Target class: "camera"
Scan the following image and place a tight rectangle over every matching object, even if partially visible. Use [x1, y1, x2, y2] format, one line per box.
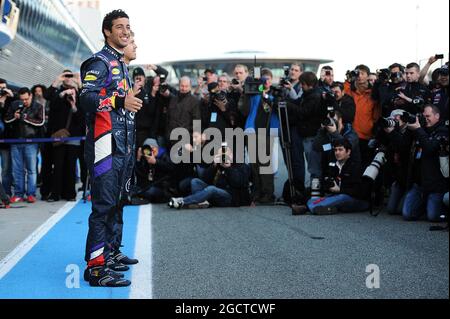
[363, 146, 387, 181]
[435, 54, 444, 60]
[208, 82, 227, 102]
[323, 176, 336, 190]
[390, 71, 403, 81]
[380, 117, 397, 129]
[221, 142, 228, 163]
[400, 112, 417, 125]
[377, 68, 390, 83]
[64, 74, 74, 78]
[322, 106, 337, 127]
[438, 65, 449, 76]
[279, 66, 291, 86]
[231, 79, 240, 85]
[159, 83, 169, 94]
[0, 89, 7, 97]
[142, 145, 154, 157]
[244, 66, 264, 95]
[325, 70, 332, 76]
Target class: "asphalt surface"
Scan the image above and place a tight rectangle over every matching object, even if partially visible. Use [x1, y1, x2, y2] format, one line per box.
[150, 203, 448, 299]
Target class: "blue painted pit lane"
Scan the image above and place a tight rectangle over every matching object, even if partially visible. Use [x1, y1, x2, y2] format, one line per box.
[0, 201, 140, 299]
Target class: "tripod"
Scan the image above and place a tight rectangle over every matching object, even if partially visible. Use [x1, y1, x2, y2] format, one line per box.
[277, 100, 304, 215]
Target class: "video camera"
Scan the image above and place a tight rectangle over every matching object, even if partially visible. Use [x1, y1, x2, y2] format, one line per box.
[244, 66, 264, 95]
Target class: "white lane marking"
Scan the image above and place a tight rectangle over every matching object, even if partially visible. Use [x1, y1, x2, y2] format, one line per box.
[130, 204, 153, 299]
[0, 201, 79, 280]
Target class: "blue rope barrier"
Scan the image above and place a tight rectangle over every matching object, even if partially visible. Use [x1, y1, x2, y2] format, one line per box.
[0, 137, 86, 144]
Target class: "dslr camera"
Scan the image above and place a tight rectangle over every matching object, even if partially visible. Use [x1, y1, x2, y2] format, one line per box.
[0, 89, 8, 97]
[377, 68, 391, 83]
[159, 74, 169, 94]
[208, 82, 227, 102]
[323, 176, 337, 191]
[279, 66, 291, 86]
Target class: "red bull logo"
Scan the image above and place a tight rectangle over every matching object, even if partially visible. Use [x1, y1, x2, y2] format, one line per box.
[98, 97, 113, 111]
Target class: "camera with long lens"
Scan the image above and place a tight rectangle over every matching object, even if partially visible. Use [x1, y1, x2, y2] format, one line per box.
[380, 117, 398, 129]
[438, 136, 449, 178]
[363, 146, 387, 181]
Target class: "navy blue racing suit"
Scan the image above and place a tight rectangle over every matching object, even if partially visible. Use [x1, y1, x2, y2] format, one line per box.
[80, 44, 135, 267]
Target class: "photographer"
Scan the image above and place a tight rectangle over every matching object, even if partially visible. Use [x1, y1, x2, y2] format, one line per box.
[194, 68, 217, 100]
[4, 88, 44, 204]
[281, 63, 303, 102]
[133, 138, 175, 203]
[169, 147, 251, 209]
[330, 81, 356, 124]
[392, 63, 432, 115]
[132, 67, 161, 147]
[294, 72, 327, 190]
[375, 110, 415, 215]
[242, 68, 280, 204]
[318, 66, 334, 93]
[344, 64, 381, 172]
[45, 70, 85, 202]
[313, 109, 360, 178]
[201, 77, 239, 136]
[0, 78, 15, 197]
[431, 64, 449, 121]
[403, 105, 448, 222]
[301, 138, 369, 215]
[166, 76, 201, 147]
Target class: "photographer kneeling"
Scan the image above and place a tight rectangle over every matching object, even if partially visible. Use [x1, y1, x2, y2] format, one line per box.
[134, 138, 175, 204]
[402, 105, 448, 222]
[168, 147, 251, 209]
[300, 138, 369, 215]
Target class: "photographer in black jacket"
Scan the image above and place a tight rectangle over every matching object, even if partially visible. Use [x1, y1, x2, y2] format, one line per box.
[299, 138, 369, 215]
[0, 78, 15, 197]
[403, 105, 448, 222]
[133, 138, 175, 203]
[330, 82, 356, 124]
[375, 109, 415, 215]
[45, 70, 85, 202]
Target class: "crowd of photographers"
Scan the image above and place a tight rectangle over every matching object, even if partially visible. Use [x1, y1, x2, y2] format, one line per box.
[0, 54, 448, 223]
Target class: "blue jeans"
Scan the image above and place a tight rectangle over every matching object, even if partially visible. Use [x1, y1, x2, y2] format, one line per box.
[183, 178, 232, 207]
[0, 148, 13, 196]
[387, 182, 406, 215]
[11, 144, 39, 197]
[402, 184, 445, 222]
[142, 186, 165, 202]
[307, 194, 369, 214]
[302, 136, 322, 187]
